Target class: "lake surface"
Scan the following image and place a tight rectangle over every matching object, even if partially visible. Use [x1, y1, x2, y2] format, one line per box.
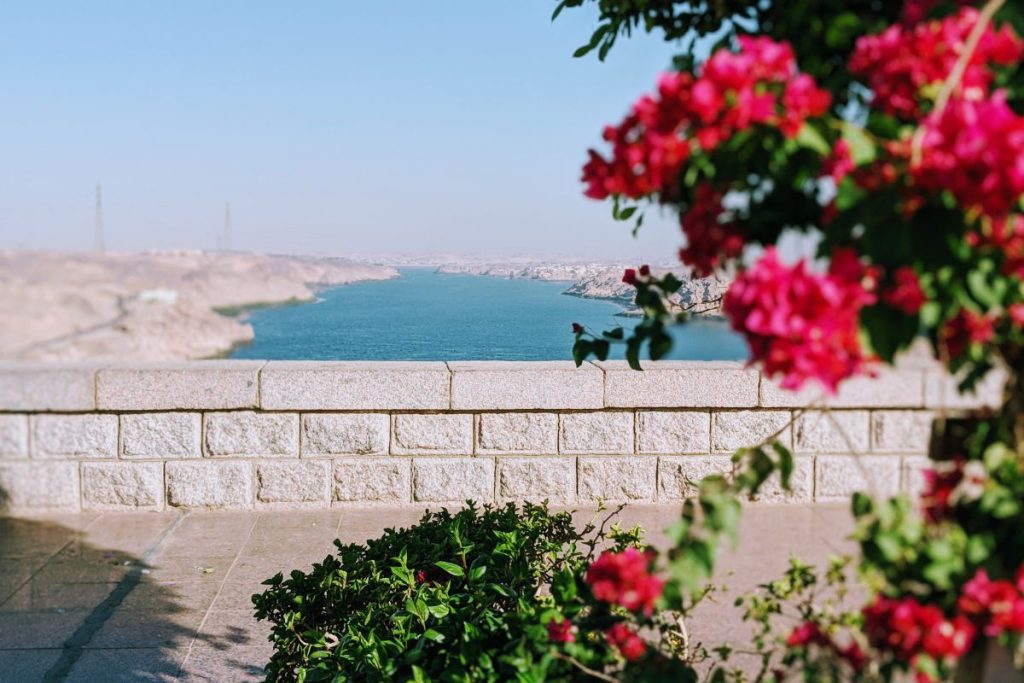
[230, 268, 747, 361]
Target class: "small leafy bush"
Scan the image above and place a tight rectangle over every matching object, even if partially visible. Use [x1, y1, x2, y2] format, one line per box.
[252, 502, 641, 682]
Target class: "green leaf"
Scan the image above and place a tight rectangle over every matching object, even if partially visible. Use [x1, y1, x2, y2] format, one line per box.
[433, 561, 464, 578]
[795, 122, 829, 156]
[840, 122, 877, 166]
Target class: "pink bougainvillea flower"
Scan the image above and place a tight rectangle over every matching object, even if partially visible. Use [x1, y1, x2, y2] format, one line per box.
[850, 8, 1022, 118]
[605, 622, 647, 661]
[722, 247, 877, 393]
[883, 266, 927, 314]
[864, 595, 975, 662]
[585, 547, 663, 615]
[942, 309, 995, 359]
[546, 618, 575, 643]
[678, 184, 747, 276]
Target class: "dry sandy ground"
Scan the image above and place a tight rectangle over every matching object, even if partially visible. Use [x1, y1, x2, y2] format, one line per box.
[0, 250, 397, 361]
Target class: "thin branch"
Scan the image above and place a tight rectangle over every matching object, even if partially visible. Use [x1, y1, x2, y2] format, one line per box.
[552, 651, 622, 682]
[911, 0, 1007, 166]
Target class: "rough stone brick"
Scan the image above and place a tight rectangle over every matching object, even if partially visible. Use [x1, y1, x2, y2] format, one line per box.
[816, 455, 901, 502]
[204, 412, 298, 457]
[602, 361, 759, 408]
[712, 411, 792, 453]
[751, 455, 814, 503]
[96, 362, 261, 410]
[333, 458, 411, 503]
[761, 367, 924, 408]
[0, 461, 80, 511]
[0, 415, 28, 458]
[793, 411, 870, 454]
[449, 362, 603, 410]
[657, 456, 732, 501]
[302, 413, 389, 456]
[166, 461, 252, 508]
[477, 413, 557, 454]
[82, 462, 164, 510]
[0, 363, 97, 411]
[636, 412, 710, 454]
[924, 368, 1006, 410]
[497, 457, 576, 503]
[120, 413, 201, 458]
[261, 362, 449, 410]
[872, 411, 934, 454]
[578, 457, 656, 502]
[413, 458, 494, 503]
[902, 455, 931, 498]
[255, 461, 330, 506]
[559, 412, 633, 454]
[31, 415, 117, 459]
[393, 414, 473, 455]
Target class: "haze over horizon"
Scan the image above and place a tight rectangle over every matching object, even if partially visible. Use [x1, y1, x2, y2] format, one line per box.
[0, 1, 696, 261]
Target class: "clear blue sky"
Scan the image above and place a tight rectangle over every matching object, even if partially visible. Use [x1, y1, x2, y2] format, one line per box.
[0, 1, 687, 259]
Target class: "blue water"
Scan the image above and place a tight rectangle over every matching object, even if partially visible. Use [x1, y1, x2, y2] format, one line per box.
[230, 268, 747, 361]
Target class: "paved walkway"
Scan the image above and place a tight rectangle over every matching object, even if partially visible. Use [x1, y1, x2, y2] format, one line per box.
[0, 504, 855, 682]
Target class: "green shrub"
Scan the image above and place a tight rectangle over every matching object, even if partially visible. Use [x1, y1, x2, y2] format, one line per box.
[252, 502, 636, 682]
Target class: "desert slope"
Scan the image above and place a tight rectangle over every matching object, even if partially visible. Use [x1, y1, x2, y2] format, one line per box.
[0, 250, 397, 361]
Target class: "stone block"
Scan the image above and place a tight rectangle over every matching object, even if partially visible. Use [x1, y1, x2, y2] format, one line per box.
[261, 361, 449, 410]
[477, 413, 557, 454]
[751, 455, 814, 503]
[449, 362, 603, 410]
[204, 412, 298, 457]
[392, 414, 473, 455]
[0, 415, 28, 458]
[302, 413, 389, 456]
[793, 411, 870, 454]
[255, 460, 330, 507]
[497, 457, 576, 504]
[0, 461, 80, 511]
[657, 455, 732, 501]
[761, 367, 925, 408]
[578, 457, 656, 502]
[636, 411, 710, 454]
[82, 462, 164, 510]
[31, 415, 117, 459]
[166, 461, 252, 508]
[120, 413, 201, 458]
[602, 361, 759, 408]
[712, 411, 792, 453]
[413, 458, 494, 503]
[333, 458, 411, 503]
[96, 362, 261, 410]
[0, 363, 96, 411]
[924, 368, 1006, 410]
[559, 412, 633, 454]
[872, 411, 934, 454]
[815, 455, 901, 502]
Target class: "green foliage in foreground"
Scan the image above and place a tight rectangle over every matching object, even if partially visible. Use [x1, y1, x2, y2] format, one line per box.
[252, 502, 629, 683]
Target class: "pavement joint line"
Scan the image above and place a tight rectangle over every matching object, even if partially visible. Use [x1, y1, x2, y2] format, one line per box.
[178, 511, 259, 675]
[41, 511, 188, 683]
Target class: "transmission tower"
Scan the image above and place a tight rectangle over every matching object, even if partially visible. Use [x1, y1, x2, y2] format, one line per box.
[223, 201, 232, 251]
[94, 184, 105, 252]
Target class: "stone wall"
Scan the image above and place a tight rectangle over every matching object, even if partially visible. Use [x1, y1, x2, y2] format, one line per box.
[0, 360, 1004, 512]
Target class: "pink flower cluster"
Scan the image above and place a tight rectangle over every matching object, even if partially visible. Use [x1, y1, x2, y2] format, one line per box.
[585, 548, 663, 615]
[942, 309, 995, 359]
[785, 621, 867, 671]
[547, 618, 575, 644]
[863, 596, 975, 668]
[850, 8, 1022, 118]
[958, 568, 1024, 636]
[605, 622, 646, 661]
[969, 215, 1024, 280]
[920, 458, 987, 524]
[913, 93, 1024, 218]
[678, 184, 747, 276]
[722, 247, 877, 392]
[883, 266, 927, 315]
[582, 37, 830, 200]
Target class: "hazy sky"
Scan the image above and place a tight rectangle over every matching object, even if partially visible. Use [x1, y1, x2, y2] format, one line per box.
[0, 1, 690, 260]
